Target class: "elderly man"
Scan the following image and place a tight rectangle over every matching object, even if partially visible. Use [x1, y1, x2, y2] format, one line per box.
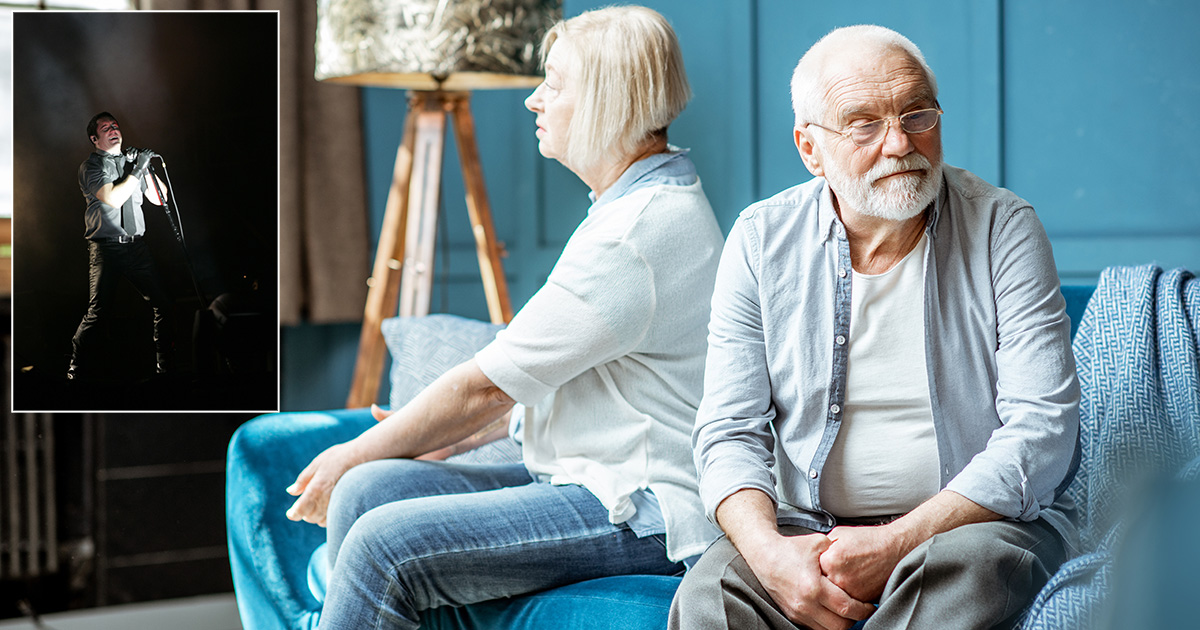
[670, 25, 1079, 630]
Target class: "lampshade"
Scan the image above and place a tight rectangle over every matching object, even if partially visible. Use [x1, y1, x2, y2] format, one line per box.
[315, 0, 561, 91]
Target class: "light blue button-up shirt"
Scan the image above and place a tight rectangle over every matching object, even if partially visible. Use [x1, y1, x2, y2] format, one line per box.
[693, 165, 1081, 550]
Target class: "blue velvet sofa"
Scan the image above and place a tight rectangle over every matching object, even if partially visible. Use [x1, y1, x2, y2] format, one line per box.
[228, 267, 1200, 629]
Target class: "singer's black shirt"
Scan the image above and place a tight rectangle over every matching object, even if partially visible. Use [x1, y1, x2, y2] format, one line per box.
[78, 149, 148, 240]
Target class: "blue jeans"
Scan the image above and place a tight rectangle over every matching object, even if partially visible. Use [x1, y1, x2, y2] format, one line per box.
[319, 459, 683, 630]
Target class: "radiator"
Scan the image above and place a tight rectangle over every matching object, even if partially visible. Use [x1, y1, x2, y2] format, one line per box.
[0, 414, 58, 579]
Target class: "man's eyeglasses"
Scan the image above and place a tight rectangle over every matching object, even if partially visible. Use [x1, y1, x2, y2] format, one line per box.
[807, 108, 943, 147]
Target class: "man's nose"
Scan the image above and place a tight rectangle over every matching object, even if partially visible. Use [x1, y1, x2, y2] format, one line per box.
[879, 119, 913, 158]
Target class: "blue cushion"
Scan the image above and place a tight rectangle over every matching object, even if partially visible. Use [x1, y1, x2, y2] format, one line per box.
[381, 314, 522, 466]
[381, 314, 504, 411]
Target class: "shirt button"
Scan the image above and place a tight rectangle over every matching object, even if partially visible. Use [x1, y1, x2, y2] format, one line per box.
[809, 468, 818, 479]
[838, 267, 847, 278]
[830, 404, 841, 414]
[836, 335, 846, 345]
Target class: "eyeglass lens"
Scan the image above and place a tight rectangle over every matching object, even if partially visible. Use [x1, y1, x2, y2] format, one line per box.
[850, 109, 940, 145]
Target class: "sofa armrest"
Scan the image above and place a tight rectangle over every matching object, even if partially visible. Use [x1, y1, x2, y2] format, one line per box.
[227, 409, 375, 630]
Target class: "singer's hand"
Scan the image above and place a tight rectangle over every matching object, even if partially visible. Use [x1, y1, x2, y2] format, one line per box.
[125, 147, 157, 160]
[132, 150, 153, 178]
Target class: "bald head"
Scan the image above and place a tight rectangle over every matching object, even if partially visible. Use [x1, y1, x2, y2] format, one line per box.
[791, 25, 938, 129]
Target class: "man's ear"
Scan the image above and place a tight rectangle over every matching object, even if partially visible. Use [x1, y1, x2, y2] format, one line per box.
[794, 126, 824, 178]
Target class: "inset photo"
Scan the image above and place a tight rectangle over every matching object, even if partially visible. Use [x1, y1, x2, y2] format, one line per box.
[11, 10, 279, 412]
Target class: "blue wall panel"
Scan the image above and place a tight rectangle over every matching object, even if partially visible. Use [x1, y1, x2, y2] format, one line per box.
[1003, 0, 1200, 282]
[282, 0, 1200, 410]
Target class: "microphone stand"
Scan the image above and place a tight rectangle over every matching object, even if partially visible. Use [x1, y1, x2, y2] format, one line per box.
[147, 156, 207, 308]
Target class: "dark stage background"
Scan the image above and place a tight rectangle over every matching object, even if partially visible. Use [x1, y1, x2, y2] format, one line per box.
[11, 11, 278, 411]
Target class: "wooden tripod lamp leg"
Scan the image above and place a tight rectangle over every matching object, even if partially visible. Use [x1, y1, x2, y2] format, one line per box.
[396, 98, 449, 318]
[450, 94, 513, 324]
[345, 91, 512, 408]
[346, 92, 434, 409]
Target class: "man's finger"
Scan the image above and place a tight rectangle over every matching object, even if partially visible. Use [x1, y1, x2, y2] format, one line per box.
[370, 404, 389, 422]
[786, 601, 851, 630]
[820, 577, 875, 620]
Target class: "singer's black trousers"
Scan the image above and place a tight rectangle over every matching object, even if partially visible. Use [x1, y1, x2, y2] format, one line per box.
[70, 238, 173, 373]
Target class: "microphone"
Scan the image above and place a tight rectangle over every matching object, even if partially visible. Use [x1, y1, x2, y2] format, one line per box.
[124, 146, 157, 158]
[124, 147, 164, 168]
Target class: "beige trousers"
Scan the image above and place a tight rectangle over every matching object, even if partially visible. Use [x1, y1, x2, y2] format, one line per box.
[669, 519, 1065, 630]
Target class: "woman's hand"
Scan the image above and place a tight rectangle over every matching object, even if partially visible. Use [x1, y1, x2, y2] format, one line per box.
[284, 361, 515, 526]
[285, 441, 368, 527]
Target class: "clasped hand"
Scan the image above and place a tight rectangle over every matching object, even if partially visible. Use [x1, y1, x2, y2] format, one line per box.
[820, 525, 905, 603]
[748, 525, 905, 630]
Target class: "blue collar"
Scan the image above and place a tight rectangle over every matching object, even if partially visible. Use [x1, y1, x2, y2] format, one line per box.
[589, 147, 697, 212]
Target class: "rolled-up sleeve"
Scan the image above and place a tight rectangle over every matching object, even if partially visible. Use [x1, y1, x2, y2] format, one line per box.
[693, 216, 780, 524]
[80, 155, 118, 196]
[944, 206, 1081, 521]
[476, 236, 655, 406]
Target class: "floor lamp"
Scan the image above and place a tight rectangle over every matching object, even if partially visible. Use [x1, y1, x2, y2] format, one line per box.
[316, 0, 560, 409]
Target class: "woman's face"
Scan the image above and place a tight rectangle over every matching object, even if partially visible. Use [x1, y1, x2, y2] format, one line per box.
[525, 38, 577, 164]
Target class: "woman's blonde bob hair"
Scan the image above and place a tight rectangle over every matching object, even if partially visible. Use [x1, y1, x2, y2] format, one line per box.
[540, 5, 691, 169]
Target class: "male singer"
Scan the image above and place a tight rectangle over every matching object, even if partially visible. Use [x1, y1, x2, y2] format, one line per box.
[68, 111, 173, 380]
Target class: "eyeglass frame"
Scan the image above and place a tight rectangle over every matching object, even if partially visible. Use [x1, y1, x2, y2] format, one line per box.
[805, 106, 944, 147]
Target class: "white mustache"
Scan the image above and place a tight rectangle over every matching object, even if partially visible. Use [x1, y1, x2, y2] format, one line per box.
[869, 155, 932, 183]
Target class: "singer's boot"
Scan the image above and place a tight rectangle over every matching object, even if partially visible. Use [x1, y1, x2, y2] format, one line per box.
[152, 306, 173, 375]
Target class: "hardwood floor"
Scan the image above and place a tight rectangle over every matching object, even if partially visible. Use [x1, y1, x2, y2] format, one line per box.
[0, 593, 240, 630]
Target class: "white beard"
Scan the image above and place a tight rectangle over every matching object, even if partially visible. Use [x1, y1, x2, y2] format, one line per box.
[825, 154, 943, 221]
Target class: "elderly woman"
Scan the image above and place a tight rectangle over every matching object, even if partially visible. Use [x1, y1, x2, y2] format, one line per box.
[284, 6, 724, 629]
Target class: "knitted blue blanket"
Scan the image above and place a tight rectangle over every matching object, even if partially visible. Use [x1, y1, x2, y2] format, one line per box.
[1070, 265, 1200, 550]
[1022, 265, 1199, 630]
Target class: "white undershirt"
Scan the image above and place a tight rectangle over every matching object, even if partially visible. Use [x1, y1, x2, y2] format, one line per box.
[819, 232, 940, 518]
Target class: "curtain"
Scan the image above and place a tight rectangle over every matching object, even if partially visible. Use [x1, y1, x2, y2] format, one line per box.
[145, 0, 370, 325]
